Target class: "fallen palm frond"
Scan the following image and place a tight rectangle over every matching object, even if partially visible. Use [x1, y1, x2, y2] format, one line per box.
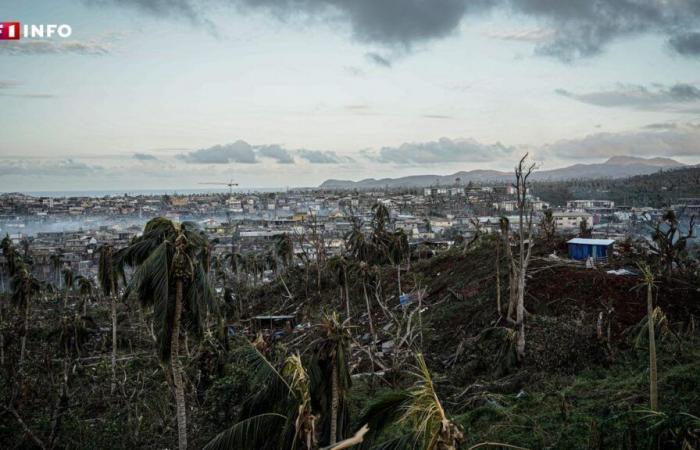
[356, 354, 464, 450]
[203, 413, 287, 450]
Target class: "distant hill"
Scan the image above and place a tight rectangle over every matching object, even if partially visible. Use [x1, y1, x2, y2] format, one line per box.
[533, 164, 700, 207]
[319, 156, 685, 189]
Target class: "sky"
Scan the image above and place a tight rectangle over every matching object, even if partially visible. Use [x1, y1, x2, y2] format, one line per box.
[1, 0, 700, 191]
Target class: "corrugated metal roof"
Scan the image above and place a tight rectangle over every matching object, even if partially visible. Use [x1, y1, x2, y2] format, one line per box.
[567, 238, 615, 245]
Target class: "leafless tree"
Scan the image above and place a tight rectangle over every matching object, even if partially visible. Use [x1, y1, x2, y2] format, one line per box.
[505, 155, 536, 361]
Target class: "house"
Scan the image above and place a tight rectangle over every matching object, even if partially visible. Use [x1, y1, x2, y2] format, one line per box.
[553, 211, 592, 229]
[567, 238, 615, 261]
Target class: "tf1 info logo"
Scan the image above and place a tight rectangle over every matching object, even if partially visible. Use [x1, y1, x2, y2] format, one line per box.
[0, 22, 73, 40]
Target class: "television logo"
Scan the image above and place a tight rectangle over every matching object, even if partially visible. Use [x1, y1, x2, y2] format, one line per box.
[0, 22, 20, 40]
[0, 22, 73, 40]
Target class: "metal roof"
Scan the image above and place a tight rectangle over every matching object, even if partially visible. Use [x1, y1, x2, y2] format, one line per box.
[567, 238, 615, 246]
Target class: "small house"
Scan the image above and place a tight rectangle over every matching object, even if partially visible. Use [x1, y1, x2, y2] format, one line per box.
[567, 238, 614, 261]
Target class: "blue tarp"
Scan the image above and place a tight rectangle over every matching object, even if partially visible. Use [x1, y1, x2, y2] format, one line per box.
[568, 242, 610, 260]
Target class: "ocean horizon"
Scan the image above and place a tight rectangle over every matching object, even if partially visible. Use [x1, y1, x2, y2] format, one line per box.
[2, 187, 306, 198]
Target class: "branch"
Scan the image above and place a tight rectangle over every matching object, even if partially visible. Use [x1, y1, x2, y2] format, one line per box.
[323, 424, 370, 450]
[1, 405, 47, 450]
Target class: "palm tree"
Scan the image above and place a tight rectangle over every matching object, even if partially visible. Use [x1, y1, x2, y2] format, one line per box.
[49, 251, 64, 288]
[204, 341, 316, 450]
[224, 250, 243, 283]
[1, 236, 19, 362]
[274, 233, 295, 269]
[62, 267, 74, 309]
[98, 244, 120, 393]
[357, 353, 464, 450]
[327, 256, 351, 321]
[11, 261, 40, 371]
[638, 263, 659, 411]
[345, 224, 369, 263]
[389, 229, 409, 296]
[75, 275, 94, 317]
[313, 313, 352, 446]
[353, 262, 377, 344]
[273, 234, 295, 299]
[120, 217, 215, 450]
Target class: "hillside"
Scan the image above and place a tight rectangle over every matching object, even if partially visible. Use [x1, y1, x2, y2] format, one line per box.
[534, 165, 700, 207]
[2, 230, 699, 449]
[320, 156, 685, 189]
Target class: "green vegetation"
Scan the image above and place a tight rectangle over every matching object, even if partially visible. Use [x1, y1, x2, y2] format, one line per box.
[1, 172, 699, 449]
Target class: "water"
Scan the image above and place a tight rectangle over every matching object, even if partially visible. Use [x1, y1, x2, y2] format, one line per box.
[9, 187, 298, 198]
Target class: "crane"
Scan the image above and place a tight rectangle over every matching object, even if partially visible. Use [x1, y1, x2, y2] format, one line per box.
[199, 180, 239, 196]
[199, 180, 240, 226]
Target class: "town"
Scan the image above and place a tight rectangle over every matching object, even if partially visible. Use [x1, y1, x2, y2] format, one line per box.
[1, 178, 697, 289]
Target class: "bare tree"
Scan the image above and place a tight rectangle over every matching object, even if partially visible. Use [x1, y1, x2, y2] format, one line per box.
[507, 155, 535, 361]
[638, 263, 659, 411]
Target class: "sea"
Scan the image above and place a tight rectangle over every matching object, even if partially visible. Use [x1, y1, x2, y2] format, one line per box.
[10, 187, 297, 198]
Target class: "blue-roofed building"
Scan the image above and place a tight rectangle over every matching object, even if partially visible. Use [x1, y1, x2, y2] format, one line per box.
[567, 238, 615, 261]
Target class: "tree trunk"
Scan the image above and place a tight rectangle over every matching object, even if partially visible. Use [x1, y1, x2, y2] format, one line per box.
[647, 283, 658, 411]
[172, 279, 188, 450]
[495, 241, 501, 316]
[397, 264, 401, 296]
[343, 267, 351, 322]
[0, 303, 4, 366]
[363, 282, 376, 343]
[330, 362, 339, 445]
[20, 295, 30, 370]
[507, 267, 516, 320]
[111, 292, 117, 393]
[516, 274, 526, 361]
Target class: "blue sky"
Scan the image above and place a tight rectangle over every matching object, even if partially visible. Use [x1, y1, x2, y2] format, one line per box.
[1, 0, 700, 191]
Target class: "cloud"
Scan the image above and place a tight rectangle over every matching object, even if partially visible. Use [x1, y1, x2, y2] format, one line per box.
[369, 137, 515, 164]
[482, 27, 554, 43]
[0, 80, 55, 98]
[133, 152, 159, 161]
[544, 127, 700, 159]
[0, 93, 55, 99]
[88, 0, 700, 61]
[642, 122, 678, 130]
[0, 159, 102, 177]
[257, 145, 295, 164]
[179, 141, 258, 164]
[555, 83, 700, 111]
[297, 150, 354, 164]
[0, 81, 21, 89]
[179, 141, 305, 164]
[365, 52, 392, 67]
[0, 40, 111, 56]
[669, 32, 700, 57]
[422, 114, 453, 120]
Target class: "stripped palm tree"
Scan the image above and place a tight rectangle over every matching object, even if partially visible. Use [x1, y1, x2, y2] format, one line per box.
[10, 260, 41, 371]
[356, 354, 464, 450]
[62, 267, 74, 309]
[389, 229, 409, 296]
[74, 275, 94, 317]
[49, 250, 64, 289]
[120, 217, 215, 450]
[98, 244, 120, 394]
[313, 312, 352, 446]
[353, 262, 377, 344]
[327, 256, 351, 321]
[636, 263, 659, 411]
[274, 233, 296, 298]
[1, 235, 20, 364]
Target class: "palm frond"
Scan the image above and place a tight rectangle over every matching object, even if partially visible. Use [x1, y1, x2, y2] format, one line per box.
[203, 413, 287, 450]
[356, 391, 412, 450]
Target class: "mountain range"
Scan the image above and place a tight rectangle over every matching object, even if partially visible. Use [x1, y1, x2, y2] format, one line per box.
[319, 156, 686, 189]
